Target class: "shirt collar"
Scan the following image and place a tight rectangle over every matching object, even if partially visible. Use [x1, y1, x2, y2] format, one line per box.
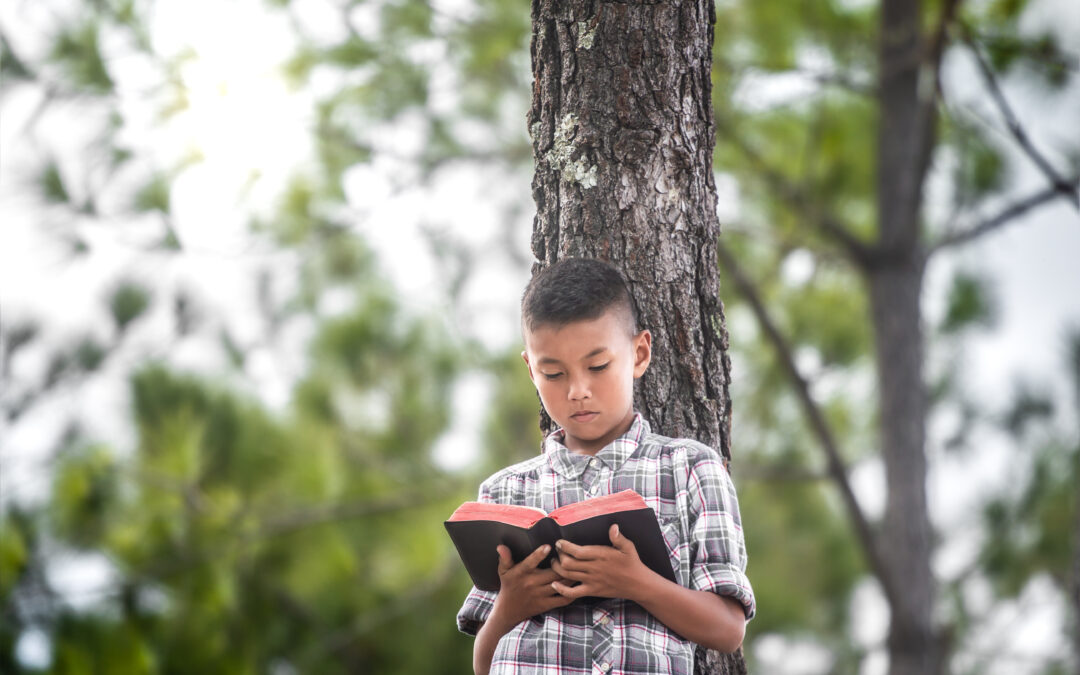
[543, 412, 648, 479]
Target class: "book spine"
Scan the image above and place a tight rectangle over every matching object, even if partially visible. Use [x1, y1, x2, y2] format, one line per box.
[529, 518, 562, 569]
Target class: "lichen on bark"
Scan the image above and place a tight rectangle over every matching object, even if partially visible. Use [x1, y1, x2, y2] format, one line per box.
[544, 114, 598, 189]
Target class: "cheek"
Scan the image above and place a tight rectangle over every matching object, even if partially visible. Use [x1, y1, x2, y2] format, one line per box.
[534, 380, 560, 403]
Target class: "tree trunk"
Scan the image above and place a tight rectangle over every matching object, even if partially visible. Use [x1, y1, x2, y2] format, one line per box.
[874, 0, 940, 672]
[527, 0, 743, 672]
[1070, 335, 1080, 675]
[1073, 451, 1080, 675]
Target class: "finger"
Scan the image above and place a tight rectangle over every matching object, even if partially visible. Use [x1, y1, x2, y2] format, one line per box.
[542, 593, 574, 610]
[550, 558, 585, 581]
[496, 545, 513, 575]
[609, 524, 636, 553]
[555, 539, 597, 560]
[519, 543, 552, 570]
[530, 568, 564, 585]
[551, 580, 589, 600]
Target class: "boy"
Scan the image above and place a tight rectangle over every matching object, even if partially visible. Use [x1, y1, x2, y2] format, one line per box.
[457, 258, 755, 675]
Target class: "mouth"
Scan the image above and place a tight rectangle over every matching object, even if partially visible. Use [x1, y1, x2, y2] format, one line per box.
[570, 411, 599, 422]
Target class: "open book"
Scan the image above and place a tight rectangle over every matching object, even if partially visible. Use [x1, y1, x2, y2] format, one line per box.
[445, 489, 676, 592]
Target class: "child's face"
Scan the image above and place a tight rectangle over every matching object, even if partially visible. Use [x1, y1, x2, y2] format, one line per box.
[521, 308, 651, 455]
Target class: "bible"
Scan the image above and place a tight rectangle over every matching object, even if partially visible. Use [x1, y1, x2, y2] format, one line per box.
[444, 489, 676, 592]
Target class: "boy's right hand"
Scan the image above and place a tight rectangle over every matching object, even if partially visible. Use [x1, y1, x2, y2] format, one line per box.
[489, 544, 573, 630]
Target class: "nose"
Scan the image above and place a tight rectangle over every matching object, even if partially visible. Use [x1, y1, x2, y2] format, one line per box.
[568, 374, 590, 401]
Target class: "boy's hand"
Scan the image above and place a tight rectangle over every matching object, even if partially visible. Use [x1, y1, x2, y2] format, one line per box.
[489, 544, 573, 631]
[550, 524, 651, 601]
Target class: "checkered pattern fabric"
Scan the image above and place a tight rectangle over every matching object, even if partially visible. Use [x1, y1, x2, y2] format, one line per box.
[456, 413, 755, 675]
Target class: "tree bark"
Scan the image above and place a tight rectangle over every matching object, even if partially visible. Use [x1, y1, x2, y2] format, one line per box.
[874, 0, 940, 672]
[527, 0, 743, 672]
[1070, 334, 1080, 675]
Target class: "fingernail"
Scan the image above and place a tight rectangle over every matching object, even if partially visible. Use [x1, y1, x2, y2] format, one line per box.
[555, 540, 563, 550]
[542, 545, 550, 554]
[613, 525, 620, 536]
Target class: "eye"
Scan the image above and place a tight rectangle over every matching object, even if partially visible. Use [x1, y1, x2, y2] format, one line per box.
[589, 363, 610, 372]
[542, 372, 563, 380]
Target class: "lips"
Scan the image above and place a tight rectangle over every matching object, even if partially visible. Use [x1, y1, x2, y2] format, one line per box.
[570, 411, 599, 422]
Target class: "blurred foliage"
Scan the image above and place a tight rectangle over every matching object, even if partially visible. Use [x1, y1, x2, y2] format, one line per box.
[979, 332, 1080, 598]
[1, 0, 1078, 672]
[2, 264, 495, 672]
[710, 0, 1078, 670]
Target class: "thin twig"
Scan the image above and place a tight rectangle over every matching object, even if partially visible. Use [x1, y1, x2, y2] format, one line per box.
[319, 556, 460, 656]
[259, 483, 472, 538]
[962, 28, 1080, 210]
[735, 464, 829, 483]
[928, 177, 1079, 254]
[913, 0, 965, 189]
[716, 118, 876, 268]
[714, 56, 876, 96]
[716, 237, 898, 609]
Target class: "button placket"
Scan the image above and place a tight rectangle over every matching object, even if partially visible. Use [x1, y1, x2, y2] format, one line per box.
[591, 603, 614, 675]
[582, 458, 600, 496]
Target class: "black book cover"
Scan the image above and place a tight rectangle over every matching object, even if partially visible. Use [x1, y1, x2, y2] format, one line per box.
[445, 505, 676, 593]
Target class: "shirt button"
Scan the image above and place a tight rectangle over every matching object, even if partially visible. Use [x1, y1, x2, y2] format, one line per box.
[600, 664, 611, 673]
[599, 616, 611, 626]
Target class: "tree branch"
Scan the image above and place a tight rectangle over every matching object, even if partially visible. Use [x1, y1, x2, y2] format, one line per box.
[715, 237, 899, 607]
[318, 556, 460, 656]
[120, 483, 474, 586]
[913, 0, 964, 192]
[962, 29, 1080, 210]
[735, 463, 829, 483]
[927, 177, 1079, 254]
[716, 118, 877, 268]
[258, 482, 473, 538]
[714, 56, 876, 96]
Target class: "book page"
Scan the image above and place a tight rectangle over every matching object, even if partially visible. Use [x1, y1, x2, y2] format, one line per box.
[548, 489, 647, 526]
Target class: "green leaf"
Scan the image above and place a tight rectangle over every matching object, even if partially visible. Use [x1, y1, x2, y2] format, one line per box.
[74, 336, 107, 372]
[1002, 386, 1054, 436]
[381, 0, 434, 39]
[45, 351, 74, 388]
[40, 159, 71, 205]
[0, 33, 33, 83]
[0, 517, 28, 597]
[133, 174, 171, 213]
[50, 22, 114, 94]
[3, 320, 39, 363]
[324, 38, 378, 68]
[108, 280, 152, 333]
[987, 0, 1029, 21]
[940, 272, 996, 334]
[51, 445, 119, 549]
[220, 329, 246, 369]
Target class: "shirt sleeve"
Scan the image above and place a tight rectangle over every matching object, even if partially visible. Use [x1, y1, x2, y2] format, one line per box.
[455, 477, 500, 636]
[685, 448, 756, 620]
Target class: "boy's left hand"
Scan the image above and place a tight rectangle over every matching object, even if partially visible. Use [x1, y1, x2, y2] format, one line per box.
[549, 524, 650, 601]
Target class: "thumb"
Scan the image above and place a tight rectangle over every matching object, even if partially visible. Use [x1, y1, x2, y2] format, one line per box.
[609, 524, 633, 552]
[496, 545, 513, 575]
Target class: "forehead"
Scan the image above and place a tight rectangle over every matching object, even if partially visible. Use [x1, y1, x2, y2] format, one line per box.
[523, 310, 634, 360]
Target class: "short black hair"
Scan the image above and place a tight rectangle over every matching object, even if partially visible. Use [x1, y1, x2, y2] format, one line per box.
[520, 258, 639, 337]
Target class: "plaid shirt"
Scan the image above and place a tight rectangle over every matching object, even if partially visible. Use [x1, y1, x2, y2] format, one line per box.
[456, 413, 755, 675]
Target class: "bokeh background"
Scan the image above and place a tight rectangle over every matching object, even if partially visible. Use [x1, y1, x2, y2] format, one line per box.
[2, 0, 1079, 672]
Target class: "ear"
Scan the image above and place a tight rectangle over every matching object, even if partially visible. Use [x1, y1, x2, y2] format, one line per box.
[521, 350, 536, 383]
[632, 329, 652, 378]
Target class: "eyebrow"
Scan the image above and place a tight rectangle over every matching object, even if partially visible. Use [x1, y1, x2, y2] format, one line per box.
[538, 347, 608, 365]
